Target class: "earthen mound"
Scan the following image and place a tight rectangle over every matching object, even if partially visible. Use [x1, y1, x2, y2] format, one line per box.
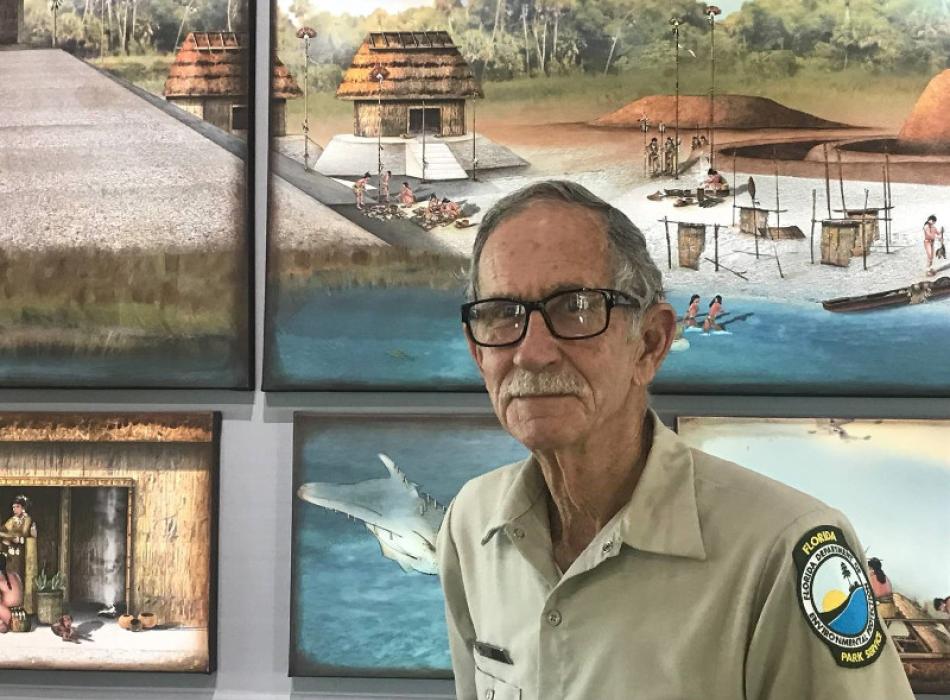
[593, 94, 848, 130]
[898, 70, 950, 147]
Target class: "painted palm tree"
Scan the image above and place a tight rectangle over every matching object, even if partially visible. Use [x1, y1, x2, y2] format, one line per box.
[49, 0, 63, 47]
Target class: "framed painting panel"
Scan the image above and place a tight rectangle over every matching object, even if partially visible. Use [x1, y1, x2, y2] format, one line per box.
[676, 416, 950, 694]
[0, 0, 255, 388]
[265, 0, 950, 394]
[0, 412, 219, 672]
[290, 412, 527, 677]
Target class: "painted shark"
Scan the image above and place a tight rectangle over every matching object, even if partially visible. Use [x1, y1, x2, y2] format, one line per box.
[296, 453, 447, 575]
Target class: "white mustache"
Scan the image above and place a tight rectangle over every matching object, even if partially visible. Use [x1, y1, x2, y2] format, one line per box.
[502, 369, 585, 400]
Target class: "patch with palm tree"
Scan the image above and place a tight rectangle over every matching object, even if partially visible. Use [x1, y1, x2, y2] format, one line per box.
[794, 525, 886, 668]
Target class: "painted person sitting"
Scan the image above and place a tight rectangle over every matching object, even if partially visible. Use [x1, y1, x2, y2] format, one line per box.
[399, 182, 415, 208]
[441, 197, 462, 220]
[702, 168, 728, 193]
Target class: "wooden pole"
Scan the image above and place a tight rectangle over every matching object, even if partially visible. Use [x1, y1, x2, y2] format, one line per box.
[421, 98, 427, 182]
[861, 189, 869, 271]
[673, 19, 680, 179]
[773, 149, 781, 229]
[823, 143, 832, 218]
[471, 98, 477, 181]
[732, 150, 737, 227]
[714, 224, 719, 271]
[885, 152, 893, 254]
[703, 258, 747, 280]
[664, 217, 672, 270]
[836, 147, 846, 213]
[772, 238, 784, 279]
[882, 164, 889, 254]
[810, 189, 816, 265]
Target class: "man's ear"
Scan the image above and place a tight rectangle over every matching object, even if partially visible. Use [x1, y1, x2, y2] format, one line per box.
[632, 302, 677, 386]
[464, 324, 485, 375]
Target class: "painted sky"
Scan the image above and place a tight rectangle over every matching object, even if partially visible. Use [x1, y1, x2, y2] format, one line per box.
[678, 417, 950, 604]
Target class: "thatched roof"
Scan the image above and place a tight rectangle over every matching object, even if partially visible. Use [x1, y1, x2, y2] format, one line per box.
[164, 31, 301, 100]
[0, 413, 215, 443]
[273, 54, 302, 100]
[164, 32, 247, 99]
[336, 31, 481, 101]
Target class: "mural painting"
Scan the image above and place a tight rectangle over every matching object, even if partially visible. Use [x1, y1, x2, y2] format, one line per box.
[265, 0, 950, 394]
[0, 413, 218, 672]
[0, 0, 254, 387]
[677, 416, 950, 694]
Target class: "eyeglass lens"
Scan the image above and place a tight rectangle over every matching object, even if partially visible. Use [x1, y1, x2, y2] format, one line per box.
[469, 290, 610, 345]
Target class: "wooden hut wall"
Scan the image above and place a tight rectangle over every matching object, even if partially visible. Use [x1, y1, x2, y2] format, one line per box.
[203, 98, 235, 134]
[821, 221, 858, 267]
[846, 214, 880, 254]
[439, 101, 465, 136]
[739, 207, 769, 237]
[0, 443, 213, 627]
[271, 100, 287, 137]
[677, 223, 706, 270]
[168, 97, 205, 121]
[354, 100, 466, 138]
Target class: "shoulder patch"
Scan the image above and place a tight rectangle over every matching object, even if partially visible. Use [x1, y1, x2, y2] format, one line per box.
[793, 525, 886, 668]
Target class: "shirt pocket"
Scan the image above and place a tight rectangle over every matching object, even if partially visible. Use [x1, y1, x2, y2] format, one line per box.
[474, 665, 521, 700]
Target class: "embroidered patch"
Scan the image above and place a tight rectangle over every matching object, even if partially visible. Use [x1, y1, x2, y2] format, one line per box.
[793, 525, 885, 668]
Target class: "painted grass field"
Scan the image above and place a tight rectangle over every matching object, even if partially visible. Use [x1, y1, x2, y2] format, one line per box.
[284, 65, 932, 145]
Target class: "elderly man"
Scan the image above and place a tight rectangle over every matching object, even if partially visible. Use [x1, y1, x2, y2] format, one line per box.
[437, 181, 913, 700]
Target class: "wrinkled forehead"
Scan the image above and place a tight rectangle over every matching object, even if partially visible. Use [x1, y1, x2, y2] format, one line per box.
[478, 201, 612, 294]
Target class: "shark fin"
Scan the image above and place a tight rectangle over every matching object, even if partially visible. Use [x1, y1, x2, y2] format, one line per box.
[378, 453, 421, 499]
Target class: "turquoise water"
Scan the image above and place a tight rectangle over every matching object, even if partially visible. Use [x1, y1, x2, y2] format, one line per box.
[290, 416, 527, 677]
[264, 284, 950, 394]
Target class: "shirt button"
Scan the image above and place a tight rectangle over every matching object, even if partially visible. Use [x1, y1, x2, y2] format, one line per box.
[546, 609, 562, 627]
[601, 540, 614, 554]
[485, 691, 494, 700]
[510, 527, 525, 539]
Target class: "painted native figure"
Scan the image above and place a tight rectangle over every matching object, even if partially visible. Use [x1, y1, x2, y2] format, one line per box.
[0, 496, 35, 586]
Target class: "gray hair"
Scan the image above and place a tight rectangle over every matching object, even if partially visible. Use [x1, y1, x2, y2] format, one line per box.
[466, 181, 665, 320]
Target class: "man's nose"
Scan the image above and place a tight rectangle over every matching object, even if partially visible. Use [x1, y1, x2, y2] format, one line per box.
[513, 309, 560, 369]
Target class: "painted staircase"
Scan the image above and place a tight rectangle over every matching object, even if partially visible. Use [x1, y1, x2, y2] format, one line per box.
[405, 139, 468, 181]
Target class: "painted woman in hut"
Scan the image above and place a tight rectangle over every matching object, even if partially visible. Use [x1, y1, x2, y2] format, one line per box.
[0, 496, 35, 585]
[0, 553, 24, 633]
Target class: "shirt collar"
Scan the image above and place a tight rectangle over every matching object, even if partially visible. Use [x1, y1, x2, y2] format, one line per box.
[480, 410, 706, 561]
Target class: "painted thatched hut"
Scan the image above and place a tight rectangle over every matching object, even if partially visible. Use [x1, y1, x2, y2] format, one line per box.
[271, 53, 302, 137]
[164, 32, 249, 134]
[336, 30, 482, 138]
[163, 32, 301, 136]
[0, 413, 216, 637]
[0, 0, 24, 44]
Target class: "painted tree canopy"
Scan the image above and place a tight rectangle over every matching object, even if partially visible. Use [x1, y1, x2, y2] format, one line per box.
[277, 0, 949, 90]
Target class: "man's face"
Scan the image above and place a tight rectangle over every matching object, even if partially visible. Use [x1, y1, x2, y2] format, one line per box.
[467, 199, 674, 451]
[11, 503, 22, 517]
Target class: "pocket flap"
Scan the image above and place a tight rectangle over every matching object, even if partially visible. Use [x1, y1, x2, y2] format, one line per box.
[474, 666, 521, 700]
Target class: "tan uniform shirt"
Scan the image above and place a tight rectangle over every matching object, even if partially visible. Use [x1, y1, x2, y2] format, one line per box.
[437, 412, 914, 700]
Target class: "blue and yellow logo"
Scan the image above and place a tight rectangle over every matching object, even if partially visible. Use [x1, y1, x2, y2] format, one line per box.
[794, 525, 886, 668]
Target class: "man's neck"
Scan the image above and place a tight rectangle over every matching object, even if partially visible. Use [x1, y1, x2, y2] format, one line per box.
[536, 408, 653, 573]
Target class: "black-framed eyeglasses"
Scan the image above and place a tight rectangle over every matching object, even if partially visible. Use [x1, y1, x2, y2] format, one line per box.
[461, 288, 639, 348]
